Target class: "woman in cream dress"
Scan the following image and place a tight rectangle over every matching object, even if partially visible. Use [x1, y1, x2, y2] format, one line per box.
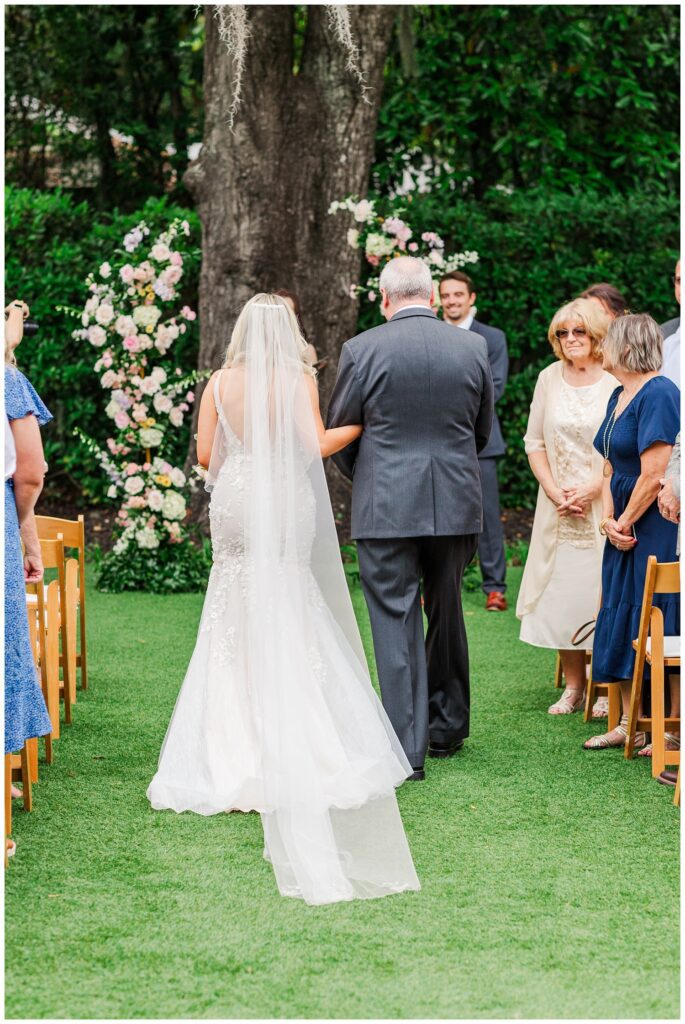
[517, 299, 618, 714]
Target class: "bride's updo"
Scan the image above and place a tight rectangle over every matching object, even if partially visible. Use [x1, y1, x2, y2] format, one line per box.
[223, 293, 315, 375]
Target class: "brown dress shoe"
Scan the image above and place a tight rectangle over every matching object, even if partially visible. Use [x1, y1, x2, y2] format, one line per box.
[657, 770, 678, 787]
[486, 591, 507, 612]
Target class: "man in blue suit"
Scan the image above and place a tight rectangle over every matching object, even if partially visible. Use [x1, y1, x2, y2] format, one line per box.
[439, 272, 509, 611]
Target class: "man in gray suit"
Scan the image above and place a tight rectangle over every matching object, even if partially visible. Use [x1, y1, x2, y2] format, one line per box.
[660, 259, 680, 388]
[439, 271, 510, 611]
[327, 257, 494, 779]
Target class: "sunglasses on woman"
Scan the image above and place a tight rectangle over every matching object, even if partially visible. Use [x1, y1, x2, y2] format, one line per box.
[554, 327, 588, 341]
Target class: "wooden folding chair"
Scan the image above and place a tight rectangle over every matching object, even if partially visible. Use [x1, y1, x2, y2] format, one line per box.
[625, 557, 681, 778]
[26, 578, 61, 759]
[674, 769, 680, 807]
[36, 515, 88, 690]
[10, 742, 35, 811]
[26, 537, 75, 723]
[4, 754, 12, 866]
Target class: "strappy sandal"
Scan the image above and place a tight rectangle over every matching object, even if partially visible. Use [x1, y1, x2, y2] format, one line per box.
[592, 696, 609, 719]
[583, 714, 647, 751]
[637, 733, 681, 758]
[548, 688, 585, 715]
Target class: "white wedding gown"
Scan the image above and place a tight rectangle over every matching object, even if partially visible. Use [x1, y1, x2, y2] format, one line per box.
[147, 299, 420, 905]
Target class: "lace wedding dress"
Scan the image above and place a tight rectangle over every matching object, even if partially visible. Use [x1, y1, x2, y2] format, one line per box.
[147, 297, 420, 906]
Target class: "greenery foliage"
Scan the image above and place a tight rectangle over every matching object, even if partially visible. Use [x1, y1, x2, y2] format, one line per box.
[5, 187, 200, 503]
[376, 5, 679, 197]
[93, 536, 211, 594]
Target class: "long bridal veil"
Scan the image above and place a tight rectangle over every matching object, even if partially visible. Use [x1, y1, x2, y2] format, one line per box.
[153, 294, 419, 905]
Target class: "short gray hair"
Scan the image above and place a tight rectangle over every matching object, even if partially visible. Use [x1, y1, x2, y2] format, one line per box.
[379, 256, 433, 302]
[603, 313, 663, 374]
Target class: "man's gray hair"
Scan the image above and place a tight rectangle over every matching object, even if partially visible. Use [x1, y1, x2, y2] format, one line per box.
[379, 256, 433, 302]
[603, 313, 663, 374]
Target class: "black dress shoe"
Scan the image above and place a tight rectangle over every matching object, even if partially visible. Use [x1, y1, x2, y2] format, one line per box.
[407, 768, 425, 781]
[428, 739, 464, 759]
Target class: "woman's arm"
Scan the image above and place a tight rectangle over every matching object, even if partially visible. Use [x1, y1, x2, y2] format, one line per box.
[5, 300, 28, 349]
[10, 414, 46, 581]
[616, 441, 673, 532]
[305, 376, 362, 458]
[196, 372, 220, 469]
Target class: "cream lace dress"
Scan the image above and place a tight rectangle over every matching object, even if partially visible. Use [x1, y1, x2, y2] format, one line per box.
[517, 361, 618, 650]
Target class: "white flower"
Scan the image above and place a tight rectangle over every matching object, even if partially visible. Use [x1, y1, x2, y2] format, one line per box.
[133, 305, 162, 329]
[428, 249, 445, 267]
[85, 295, 99, 315]
[123, 226, 144, 253]
[135, 527, 159, 550]
[161, 490, 186, 521]
[353, 199, 374, 223]
[139, 376, 160, 396]
[169, 407, 184, 427]
[114, 315, 137, 337]
[100, 370, 118, 389]
[150, 242, 171, 263]
[107, 484, 118, 498]
[124, 476, 144, 495]
[365, 232, 397, 259]
[139, 427, 164, 448]
[95, 303, 115, 326]
[99, 262, 111, 278]
[111, 389, 131, 409]
[88, 325, 107, 347]
[147, 489, 164, 511]
[105, 400, 119, 419]
[153, 393, 173, 415]
[151, 366, 168, 384]
[170, 468, 186, 488]
[347, 228, 359, 249]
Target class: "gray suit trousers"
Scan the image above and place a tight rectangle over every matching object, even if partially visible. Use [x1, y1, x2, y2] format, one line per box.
[477, 457, 507, 593]
[356, 534, 478, 768]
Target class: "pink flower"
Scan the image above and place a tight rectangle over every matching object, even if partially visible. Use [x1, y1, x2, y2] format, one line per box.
[120, 264, 135, 284]
[181, 306, 196, 321]
[179, 402, 189, 412]
[102, 351, 113, 368]
[170, 252, 183, 267]
[114, 410, 131, 429]
[143, 462, 151, 471]
[368, 291, 377, 302]
[100, 370, 118, 389]
[366, 254, 380, 267]
[123, 336, 140, 352]
[408, 242, 419, 252]
[126, 463, 140, 475]
[120, 509, 128, 519]
[178, 324, 186, 334]
[185, 391, 195, 402]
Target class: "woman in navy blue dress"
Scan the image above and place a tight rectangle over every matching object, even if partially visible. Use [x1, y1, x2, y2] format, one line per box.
[4, 300, 52, 771]
[585, 313, 680, 750]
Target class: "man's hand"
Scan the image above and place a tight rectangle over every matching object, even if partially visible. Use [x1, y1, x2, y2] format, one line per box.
[658, 477, 680, 524]
[23, 548, 43, 583]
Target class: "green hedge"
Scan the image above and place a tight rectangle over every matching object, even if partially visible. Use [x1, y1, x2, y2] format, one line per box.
[5, 187, 200, 503]
[7, 185, 679, 510]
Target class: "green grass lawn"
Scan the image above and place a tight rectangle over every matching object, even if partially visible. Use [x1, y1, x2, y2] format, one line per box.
[5, 568, 680, 1019]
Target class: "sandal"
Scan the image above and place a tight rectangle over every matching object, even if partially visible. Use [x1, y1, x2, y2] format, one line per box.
[637, 733, 681, 758]
[548, 688, 585, 715]
[6, 839, 16, 859]
[592, 696, 609, 719]
[11, 785, 22, 799]
[584, 714, 647, 751]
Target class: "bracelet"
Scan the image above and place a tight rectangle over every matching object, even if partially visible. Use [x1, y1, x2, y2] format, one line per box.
[599, 517, 611, 536]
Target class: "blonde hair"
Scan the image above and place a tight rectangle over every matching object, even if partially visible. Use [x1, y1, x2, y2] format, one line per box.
[547, 298, 610, 361]
[223, 293, 315, 375]
[602, 313, 663, 374]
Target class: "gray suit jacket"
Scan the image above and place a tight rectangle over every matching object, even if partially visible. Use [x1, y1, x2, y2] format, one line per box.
[469, 318, 509, 459]
[661, 316, 680, 338]
[327, 306, 494, 539]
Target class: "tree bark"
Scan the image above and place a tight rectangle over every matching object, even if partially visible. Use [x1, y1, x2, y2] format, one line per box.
[185, 5, 396, 533]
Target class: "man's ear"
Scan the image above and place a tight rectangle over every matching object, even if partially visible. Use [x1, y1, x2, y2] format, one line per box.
[470, 291, 477, 308]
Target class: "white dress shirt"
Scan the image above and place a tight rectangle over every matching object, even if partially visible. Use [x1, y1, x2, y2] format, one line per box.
[662, 324, 681, 389]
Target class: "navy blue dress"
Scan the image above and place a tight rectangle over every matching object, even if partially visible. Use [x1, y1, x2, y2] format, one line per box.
[4, 366, 53, 754]
[592, 376, 680, 682]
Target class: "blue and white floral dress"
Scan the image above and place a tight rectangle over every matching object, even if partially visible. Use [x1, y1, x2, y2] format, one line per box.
[4, 366, 52, 754]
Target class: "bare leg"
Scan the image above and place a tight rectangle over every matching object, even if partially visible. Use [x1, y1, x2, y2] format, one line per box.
[548, 650, 586, 714]
[584, 680, 644, 749]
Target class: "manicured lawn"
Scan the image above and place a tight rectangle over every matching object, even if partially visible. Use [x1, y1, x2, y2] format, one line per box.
[5, 568, 679, 1019]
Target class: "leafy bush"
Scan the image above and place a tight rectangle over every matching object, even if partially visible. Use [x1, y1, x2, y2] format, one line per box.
[93, 536, 212, 594]
[4, 187, 199, 504]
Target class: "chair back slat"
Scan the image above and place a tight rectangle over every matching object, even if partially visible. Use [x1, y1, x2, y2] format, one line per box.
[653, 561, 680, 595]
[36, 515, 84, 552]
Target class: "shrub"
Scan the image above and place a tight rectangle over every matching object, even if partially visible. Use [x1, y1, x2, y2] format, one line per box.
[93, 536, 212, 594]
[4, 187, 199, 503]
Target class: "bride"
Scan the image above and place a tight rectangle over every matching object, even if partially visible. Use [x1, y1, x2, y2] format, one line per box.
[147, 294, 420, 905]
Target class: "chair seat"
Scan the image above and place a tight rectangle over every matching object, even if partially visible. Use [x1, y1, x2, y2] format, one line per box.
[631, 636, 681, 662]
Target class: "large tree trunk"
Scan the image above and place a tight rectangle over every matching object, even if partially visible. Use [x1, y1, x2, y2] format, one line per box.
[185, 4, 396, 534]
